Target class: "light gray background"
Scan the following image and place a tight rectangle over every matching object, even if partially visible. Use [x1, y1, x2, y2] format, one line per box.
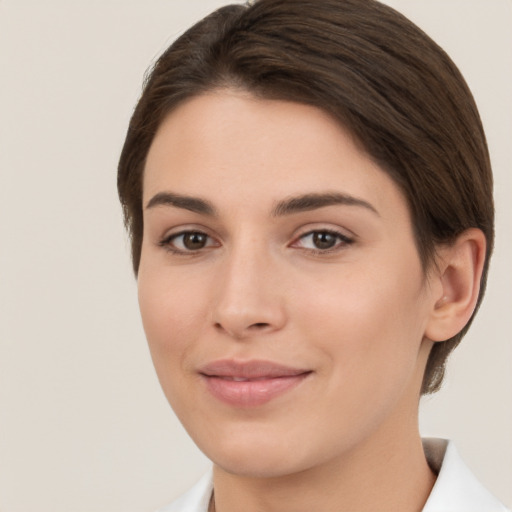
[0, 1, 510, 511]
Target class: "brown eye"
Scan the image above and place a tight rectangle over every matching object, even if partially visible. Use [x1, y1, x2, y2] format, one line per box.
[160, 230, 217, 254]
[294, 229, 354, 253]
[182, 232, 208, 250]
[312, 231, 338, 250]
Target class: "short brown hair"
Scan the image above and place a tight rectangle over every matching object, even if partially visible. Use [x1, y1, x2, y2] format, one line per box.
[118, 0, 494, 394]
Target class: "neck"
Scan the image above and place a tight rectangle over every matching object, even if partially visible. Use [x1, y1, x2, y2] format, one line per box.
[211, 382, 436, 512]
[212, 434, 434, 512]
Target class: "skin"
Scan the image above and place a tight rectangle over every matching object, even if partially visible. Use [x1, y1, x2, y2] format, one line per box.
[138, 90, 485, 512]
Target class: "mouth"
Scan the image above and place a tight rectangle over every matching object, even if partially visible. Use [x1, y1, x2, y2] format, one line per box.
[199, 359, 312, 407]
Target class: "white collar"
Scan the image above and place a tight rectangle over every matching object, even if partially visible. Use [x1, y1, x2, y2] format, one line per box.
[157, 438, 509, 512]
[422, 438, 508, 511]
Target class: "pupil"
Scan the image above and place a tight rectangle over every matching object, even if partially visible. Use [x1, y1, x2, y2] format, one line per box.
[313, 232, 336, 249]
[184, 232, 206, 250]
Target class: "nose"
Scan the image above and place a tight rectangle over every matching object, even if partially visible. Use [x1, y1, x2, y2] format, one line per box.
[212, 242, 287, 340]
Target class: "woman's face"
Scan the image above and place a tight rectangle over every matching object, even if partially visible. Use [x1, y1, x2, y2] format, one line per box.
[138, 90, 439, 477]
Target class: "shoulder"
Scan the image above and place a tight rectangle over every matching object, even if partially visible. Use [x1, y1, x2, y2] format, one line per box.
[422, 438, 510, 512]
[155, 470, 213, 512]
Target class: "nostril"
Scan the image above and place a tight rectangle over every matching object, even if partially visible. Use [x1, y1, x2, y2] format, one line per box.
[213, 321, 270, 337]
[250, 322, 270, 329]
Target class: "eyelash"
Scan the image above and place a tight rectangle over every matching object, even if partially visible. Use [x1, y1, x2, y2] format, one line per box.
[158, 229, 354, 255]
[292, 229, 354, 254]
[158, 230, 218, 255]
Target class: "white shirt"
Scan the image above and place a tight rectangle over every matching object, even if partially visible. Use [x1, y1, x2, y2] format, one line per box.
[157, 438, 510, 512]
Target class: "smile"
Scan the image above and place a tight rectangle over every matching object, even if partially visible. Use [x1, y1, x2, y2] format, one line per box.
[199, 360, 312, 407]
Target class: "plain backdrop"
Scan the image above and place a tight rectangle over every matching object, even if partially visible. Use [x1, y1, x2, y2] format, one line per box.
[0, 1, 511, 511]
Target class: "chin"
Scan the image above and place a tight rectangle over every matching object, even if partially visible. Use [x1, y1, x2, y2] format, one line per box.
[212, 451, 305, 479]
[196, 424, 327, 479]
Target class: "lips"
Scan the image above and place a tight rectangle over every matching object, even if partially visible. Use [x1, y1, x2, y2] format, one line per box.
[199, 360, 311, 407]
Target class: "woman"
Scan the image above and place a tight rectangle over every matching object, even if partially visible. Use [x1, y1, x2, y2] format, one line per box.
[118, 0, 509, 510]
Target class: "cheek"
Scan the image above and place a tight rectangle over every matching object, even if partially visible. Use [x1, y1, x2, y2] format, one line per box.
[137, 267, 208, 370]
[292, 257, 427, 378]
[289, 264, 428, 445]
[137, 268, 216, 423]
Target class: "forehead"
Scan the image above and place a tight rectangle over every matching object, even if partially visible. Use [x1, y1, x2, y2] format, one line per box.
[143, 90, 407, 222]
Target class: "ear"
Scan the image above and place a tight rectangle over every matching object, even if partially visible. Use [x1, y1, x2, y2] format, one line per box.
[425, 228, 487, 342]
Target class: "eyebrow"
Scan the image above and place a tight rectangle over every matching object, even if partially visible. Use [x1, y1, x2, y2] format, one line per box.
[272, 192, 379, 217]
[145, 191, 379, 217]
[145, 192, 217, 216]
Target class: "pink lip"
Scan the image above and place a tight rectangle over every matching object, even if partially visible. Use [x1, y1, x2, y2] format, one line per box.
[199, 359, 312, 407]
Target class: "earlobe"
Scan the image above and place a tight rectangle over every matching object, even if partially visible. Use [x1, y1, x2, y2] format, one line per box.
[425, 228, 487, 342]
